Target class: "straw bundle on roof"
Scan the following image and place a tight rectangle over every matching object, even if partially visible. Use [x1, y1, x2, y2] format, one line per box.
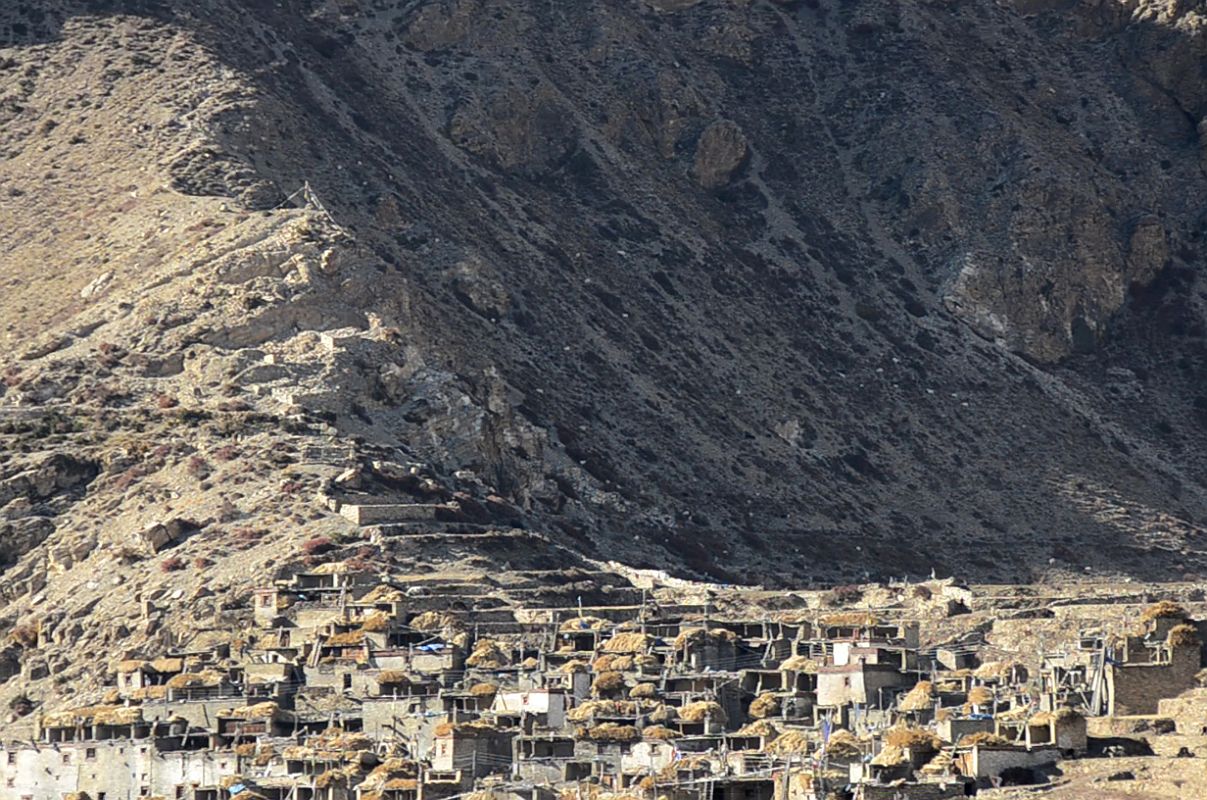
[559, 659, 589, 674]
[166, 669, 225, 689]
[130, 686, 168, 701]
[766, 730, 812, 755]
[748, 693, 781, 719]
[779, 655, 820, 673]
[469, 682, 498, 697]
[601, 632, 652, 653]
[116, 660, 147, 674]
[466, 639, 510, 668]
[591, 671, 626, 695]
[642, 725, 680, 740]
[959, 731, 1011, 746]
[226, 702, 280, 720]
[410, 611, 463, 632]
[884, 725, 940, 751]
[629, 682, 658, 699]
[966, 686, 993, 706]
[819, 611, 878, 627]
[973, 661, 1019, 682]
[93, 706, 143, 725]
[672, 627, 737, 649]
[1168, 623, 1200, 649]
[678, 700, 726, 724]
[734, 719, 779, 738]
[581, 723, 640, 743]
[568, 699, 639, 722]
[520, 656, 540, 670]
[560, 616, 611, 633]
[1141, 600, 1188, 622]
[920, 750, 954, 775]
[434, 720, 501, 738]
[311, 561, 348, 575]
[377, 670, 411, 687]
[634, 653, 660, 669]
[360, 611, 391, 633]
[325, 631, 367, 647]
[361, 584, 405, 604]
[899, 681, 934, 712]
[825, 729, 862, 758]
[150, 657, 184, 673]
[870, 744, 908, 767]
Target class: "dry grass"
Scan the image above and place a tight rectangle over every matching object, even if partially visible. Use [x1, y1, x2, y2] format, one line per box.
[959, 731, 1012, 746]
[884, 724, 940, 751]
[748, 692, 781, 719]
[678, 700, 726, 724]
[1168, 623, 1200, 649]
[629, 682, 658, 699]
[899, 680, 934, 712]
[591, 670, 626, 695]
[780, 654, 820, 673]
[601, 632, 652, 653]
[1141, 600, 1187, 622]
[580, 722, 640, 742]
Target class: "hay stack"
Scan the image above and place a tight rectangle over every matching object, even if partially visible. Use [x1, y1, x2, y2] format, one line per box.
[870, 744, 908, 767]
[434, 720, 500, 738]
[360, 611, 391, 633]
[973, 661, 1024, 683]
[629, 682, 659, 699]
[767, 730, 812, 755]
[1141, 601, 1188, 622]
[748, 693, 781, 719]
[116, 660, 147, 674]
[93, 706, 143, 726]
[559, 659, 589, 674]
[591, 671, 625, 695]
[582, 723, 640, 743]
[819, 611, 878, 627]
[226, 702, 280, 720]
[469, 682, 498, 697]
[898, 681, 934, 712]
[377, 670, 411, 687]
[149, 657, 183, 673]
[920, 749, 955, 775]
[410, 611, 462, 632]
[884, 725, 940, 752]
[560, 616, 612, 633]
[311, 561, 348, 575]
[779, 655, 820, 673]
[567, 699, 639, 722]
[642, 725, 680, 740]
[734, 719, 780, 738]
[325, 630, 367, 647]
[465, 639, 509, 668]
[958, 731, 1011, 746]
[672, 627, 738, 648]
[825, 729, 863, 758]
[678, 700, 726, 724]
[166, 669, 225, 689]
[601, 632, 652, 653]
[361, 584, 405, 604]
[966, 686, 993, 707]
[1168, 623, 1200, 649]
[520, 656, 540, 670]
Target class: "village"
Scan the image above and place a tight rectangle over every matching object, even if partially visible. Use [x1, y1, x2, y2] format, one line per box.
[4, 559, 1207, 800]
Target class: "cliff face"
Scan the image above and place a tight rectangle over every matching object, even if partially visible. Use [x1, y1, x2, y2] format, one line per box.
[2, 0, 1207, 623]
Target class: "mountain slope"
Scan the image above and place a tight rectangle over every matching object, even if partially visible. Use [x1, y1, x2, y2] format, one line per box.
[2, 0, 1207, 644]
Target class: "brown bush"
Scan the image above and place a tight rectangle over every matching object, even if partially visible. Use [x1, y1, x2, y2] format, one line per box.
[155, 394, 179, 409]
[303, 537, 336, 555]
[11, 624, 38, 649]
[160, 556, 186, 572]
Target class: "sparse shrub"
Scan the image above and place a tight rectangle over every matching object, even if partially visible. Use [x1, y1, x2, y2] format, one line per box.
[193, 557, 213, 569]
[10, 624, 38, 649]
[213, 445, 239, 461]
[302, 536, 336, 556]
[186, 456, 209, 478]
[280, 480, 304, 495]
[155, 393, 178, 409]
[912, 585, 933, 600]
[112, 466, 147, 492]
[825, 584, 864, 606]
[160, 556, 186, 572]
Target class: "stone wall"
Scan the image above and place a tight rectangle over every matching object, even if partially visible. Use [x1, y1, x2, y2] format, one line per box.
[1108, 647, 1200, 716]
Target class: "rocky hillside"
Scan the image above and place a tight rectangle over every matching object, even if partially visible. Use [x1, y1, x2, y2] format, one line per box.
[2, 0, 1207, 695]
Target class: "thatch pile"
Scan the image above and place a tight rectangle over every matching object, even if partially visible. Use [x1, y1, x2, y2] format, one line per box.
[678, 700, 726, 724]
[559, 659, 589, 674]
[165, 669, 225, 689]
[973, 661, 1024, 683]
[469, 682, 499, 697]
[520, 657, 540, 670]
[1141, 600, 1188, 623]
[356, 757, 419, 792]
[593, 654, 635, 672]
[225, 702, 281, 720]
[360, 612, 391, 633]
[734, 719, 779, 739]
[766, 730, 812, 755]
[672, 627, 738, 649]
[629, 682, 659, 699]
[819, 611, 878, 627]
[560, 616, 612, 633]
[825, 728, 863, 758]
[966, 686, 994, 707]
[748, 693, 781, 719]
[360, 585, 405, 604]
[93, 706, 143, 726]
[580, 722, 640, 743]
[884, 725, 940, 751]
[899, 681, 934, 712]
[325, 631, 367, 647]
[1168, 623, 1200, 649]
[870, 744, 908, 767]
[567, 699, 640, 722]
[129, 686, 168, 701]
[410, 611, 463, 632]
[592, 671, 626, 695]
[642, 725, 680, 740]
[1030, 707, 1082, 726]
[601, 632, 652, 653]
[779, 655, 820, 673]
[150, 657, 184, 673]
[465, 639, 509, 668]
[920, 750, 955, 775]
[116, 660, 147, 674]
[434, 720, 501, 738]
[377, 670, 411, 687]
[959, 731, 1012, 746]
[311, 561, 348, 575]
